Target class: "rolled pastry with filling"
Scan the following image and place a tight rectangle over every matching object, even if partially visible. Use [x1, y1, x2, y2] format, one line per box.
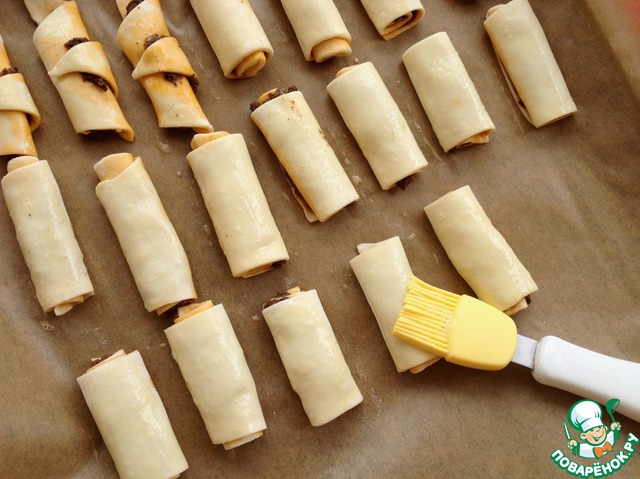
[189, 0, 273, 79]
[349, 237, 440, 373]
[187, 132, 289, 277]
[165, 301, 267, 449]
[115, 0, 212, 132]
[24, 0, 66, 24]
[424, 185, 538, 315]
[250, 88, 359, 222]
[402, 32, 495, 153]
[0, 35, 41, 157]
[262, 288, 363, 426]
[327, 62, 428, 190]
[77, 350, 188, 479]
[484, 0, 577, 127]
[360, 0, 424, 40]
[94, 153, 196, 315]
[280, 0, 351, 62]
[28, 1, 134, 141]
[1, 156, 93, 315]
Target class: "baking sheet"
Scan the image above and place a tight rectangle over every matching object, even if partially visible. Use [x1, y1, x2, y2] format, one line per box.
[1, 1, 639, 477]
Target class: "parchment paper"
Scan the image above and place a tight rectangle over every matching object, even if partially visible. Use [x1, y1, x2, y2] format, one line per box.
[1, 1, 639, 478]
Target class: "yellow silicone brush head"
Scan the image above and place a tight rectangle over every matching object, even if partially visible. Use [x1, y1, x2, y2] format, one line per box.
[392, 276, 517, 371]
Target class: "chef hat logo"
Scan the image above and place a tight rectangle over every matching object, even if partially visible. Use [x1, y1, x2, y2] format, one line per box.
[568, 399, 604, 433]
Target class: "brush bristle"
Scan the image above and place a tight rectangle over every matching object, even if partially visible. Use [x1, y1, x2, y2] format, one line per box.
[392, 276, 461, 356]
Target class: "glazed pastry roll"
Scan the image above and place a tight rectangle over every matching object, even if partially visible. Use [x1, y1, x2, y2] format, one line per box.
[77, 350, 188, 479]
[280, 0, 351, 62]
[189, 0, 273, 79]
[187, 132, 289, 278]
[484, 0, 577, 127]
[165, 301, 267, 449]
[327, 62, 428, 190]
[360, 0, 424, 40]
[29, 1, 134, 141]
[402, 32, 495, 152]
[0, 35, 41, 157]
[94, 153, 196, 315]
[251, 88, 359, 222]
[424, 185, 538, 315]
[350, 237, 440, 373]
[262, 288, 363, 426]
[115, 0, 212, 132]
[1, 156, 93, 315]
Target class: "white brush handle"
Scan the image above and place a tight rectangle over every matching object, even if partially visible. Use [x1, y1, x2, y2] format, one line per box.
[532, 336, 640, 423]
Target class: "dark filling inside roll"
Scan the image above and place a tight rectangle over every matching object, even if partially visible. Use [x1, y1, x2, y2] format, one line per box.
[0, 66, 19, 77]
[162, 72, 199, 93]
[64, 36, 89, 49]
[63, 37, 109, 91]
[125, 0, 145, 16]
[249, 86, 299, 111]
[143, 34, 199, 93]
[90, 354, 112, 367]
[262, 290, 296, 309]
[82, 73, 108, 91]
[167, 298, 196, 320]
[144, 33, 166, 50]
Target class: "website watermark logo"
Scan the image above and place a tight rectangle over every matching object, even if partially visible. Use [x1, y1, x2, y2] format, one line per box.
[550, 398, 637, 477]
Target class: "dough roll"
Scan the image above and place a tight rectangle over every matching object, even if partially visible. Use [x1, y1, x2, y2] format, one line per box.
[251, 88, 359, 222]
[187, 132, 289, 278]
[262, 288, 363, 426]
[484, 0, 577, 127]
[28, 1, 134, 141]
[0, 34, 41, 157]
[327, 62, 428, 190]
[94, 153, 196, 315]
[1, 156, 93, 315]
[189, 0, 273, 79]
[350, 237, 440, 373]
[424, 185, 538, 315]
[115, 0, 213, 132]
[360, 0, 424, 40]
[165, 301, 267, 449]
[24, 0, 66, 24]
[77, 350, 188, 479]
[402, 32, 495, 153]
[280, 0, 351, 62]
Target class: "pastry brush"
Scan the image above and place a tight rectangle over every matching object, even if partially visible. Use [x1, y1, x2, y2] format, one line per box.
[392, 275, 518, 370]
[393, 276, 640, 422]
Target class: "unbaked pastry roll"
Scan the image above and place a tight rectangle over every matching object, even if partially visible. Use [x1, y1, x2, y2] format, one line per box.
[187, 132, 289, 278]
[424, 185, 538, 315]
[23, 0, 66, 24]
[484, 0, 577, 127]
[360, 0, 424, 40]
[251, 88, 359, 222]
[1, 156, 93, 315]
[94, 153, 196, 315]
[327, 62, 428, 190]
[115, 0, 212, 132]
[165, 301, 267, 449]
[28, 1, 134, 141]
[77, 350, 188, 479]
[350, 237, 440, 373]
[189, 0, 273, 79]
[0, 35, 41, 157]
[262, 288, 363, 426]
[402, 32, 494, 153]
[280, 0, 351, 62]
